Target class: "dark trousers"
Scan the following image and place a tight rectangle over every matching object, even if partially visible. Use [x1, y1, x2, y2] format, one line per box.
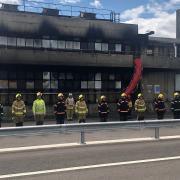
[99, 113, 108, 122]
[36, 121, 44, 125]
[16, 122, 23, 127]
[79, 119, 86, 123]
[0, 117, 2, 128]
[56, 114, 65, 124]
[157, 111, 165, 120]
[119, 112, 128, 121]
[173, 111, 180, 119]
[137, 112, 145, 120]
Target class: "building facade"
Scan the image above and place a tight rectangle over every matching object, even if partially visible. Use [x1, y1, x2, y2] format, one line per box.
[0, 3, 180, 117]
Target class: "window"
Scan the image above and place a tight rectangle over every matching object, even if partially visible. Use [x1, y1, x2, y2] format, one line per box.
[66, 73, 73, 80]
[26, 39, 33, 47]
[0, 80, 8, 89]
[88, 81, 95, 89]
[51, 80, 58, 89]
[57, 41, 65, 49]
[0, 36, 7, 45]
[115, 81, 121, 89]
[17, 38, 25, 47]
[115, 44, 122, 52]
[73, 41, 80, 50]
[51, 72, 59, 80]
[42, 40, 50, 48]
[88, 42, 95, 50]
[81, 81, 88, 89]
[95, 81, 101, 89]
[95, 43, 101, 51]
[7, 37, 16, 46]
[43, 72, 50, 80]
[26, 81, 34, 89]
[102, 43, 108, 51]
[66, 41, 73, 49]
[50, 40, 58, 49]
[9, 80, 17, 89]
[109, 74, 115, 80]
[175, 74, 180, 91]
[59, 73, 65, 80]
[34, 39, 42, 48]
[43, 80, 50, 89]
[95, 73, 101, 80]
[34, 80, 43, 89]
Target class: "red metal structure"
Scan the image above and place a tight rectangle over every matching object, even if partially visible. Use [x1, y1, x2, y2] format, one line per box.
[125, 58, 143, 95]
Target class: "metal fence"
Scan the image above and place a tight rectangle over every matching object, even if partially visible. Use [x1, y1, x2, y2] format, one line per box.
[0, 119, 180, 144]
[0, 0, 120, 22]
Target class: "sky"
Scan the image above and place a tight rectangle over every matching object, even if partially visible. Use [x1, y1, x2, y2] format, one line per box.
[1, 0, 180, 38]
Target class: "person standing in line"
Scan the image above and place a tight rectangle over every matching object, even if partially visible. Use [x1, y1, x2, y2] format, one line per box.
[135, 93, 146, 120]
[12, 93, 26, 127]
[117, 93, 129, 121]
[171, 92, 180, 119]
[54, 93, 66, 124]
[154, 93, 166, 120]
[98, 95, 109, 122]
[65, 93, 75, 121]
[0, 102, 3, 127]
[75, 94, 88, 123]
[32, 92, 46, 125]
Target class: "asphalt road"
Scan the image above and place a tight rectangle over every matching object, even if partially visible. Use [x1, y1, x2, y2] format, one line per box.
[1, 140, 180, 179]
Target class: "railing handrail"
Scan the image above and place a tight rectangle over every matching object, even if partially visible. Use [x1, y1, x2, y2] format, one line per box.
[1, 119, 180, 143]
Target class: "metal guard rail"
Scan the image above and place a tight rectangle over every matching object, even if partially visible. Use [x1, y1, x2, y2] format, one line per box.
[1, 119, 180, 144]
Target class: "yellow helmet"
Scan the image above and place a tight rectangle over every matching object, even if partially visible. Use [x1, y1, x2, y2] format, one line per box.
[100, 95, 106, 100]
[37, 92, 42, 96]
[158, 93, 164, 99]
[58, 93, 64, 97]
[174, 92, 179, 97]
[16, 93, 21, 98]
[79, 94, 84, 100]
[121, 93, 127, 97]
[138, 93, 142, 98]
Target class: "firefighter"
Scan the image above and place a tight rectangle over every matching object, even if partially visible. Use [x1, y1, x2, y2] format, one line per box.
[171, 92, 180, 119]
[54, 93, 66, 124]
[12, 93, 26, 127]
[32, 92, 46, 125]
[154, 93, 166, 120]
[75, 94, 88, 123]
[135, 93, 146, 120]
[0, 102, 3, 128]
[127, 95, 133, 118]
[65, 93, 75, 121]
[98, 95, 109, 122]
[117, 93, 129, 121]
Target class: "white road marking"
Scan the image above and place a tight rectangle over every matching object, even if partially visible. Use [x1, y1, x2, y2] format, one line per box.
[1, 156, 180, 178]
[1, 135, 180, 153]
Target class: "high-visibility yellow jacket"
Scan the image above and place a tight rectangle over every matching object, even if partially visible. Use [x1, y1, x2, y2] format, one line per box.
[12, 100, 26, 116]
[135, 99, 146, 113]
[75, 100, 88, 115]
[32, 99, 46, 115]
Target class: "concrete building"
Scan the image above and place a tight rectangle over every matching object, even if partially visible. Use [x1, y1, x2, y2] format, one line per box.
[0, 2, 179, 118]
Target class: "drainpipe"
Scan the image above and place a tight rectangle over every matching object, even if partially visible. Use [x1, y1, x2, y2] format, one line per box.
[174, 43, 177, 58]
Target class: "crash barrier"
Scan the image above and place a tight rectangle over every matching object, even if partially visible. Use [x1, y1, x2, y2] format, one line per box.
[0, 119, 180, 144]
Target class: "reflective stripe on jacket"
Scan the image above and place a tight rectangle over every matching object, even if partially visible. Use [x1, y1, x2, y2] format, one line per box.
[75, 100, 88, 114]
[32, 99, 46, 115]
[135, 99, 146, 112]
[12, 100, 26, 116]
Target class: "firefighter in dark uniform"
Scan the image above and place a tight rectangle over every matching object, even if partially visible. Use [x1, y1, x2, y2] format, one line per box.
[54, 93, 66, 124]
[117, 93, 129, 121]
[154, 93, 166, 120]
[98, 95, 109, 122]
[0, 103, 3, 128]
[171, 92, 180, 119]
